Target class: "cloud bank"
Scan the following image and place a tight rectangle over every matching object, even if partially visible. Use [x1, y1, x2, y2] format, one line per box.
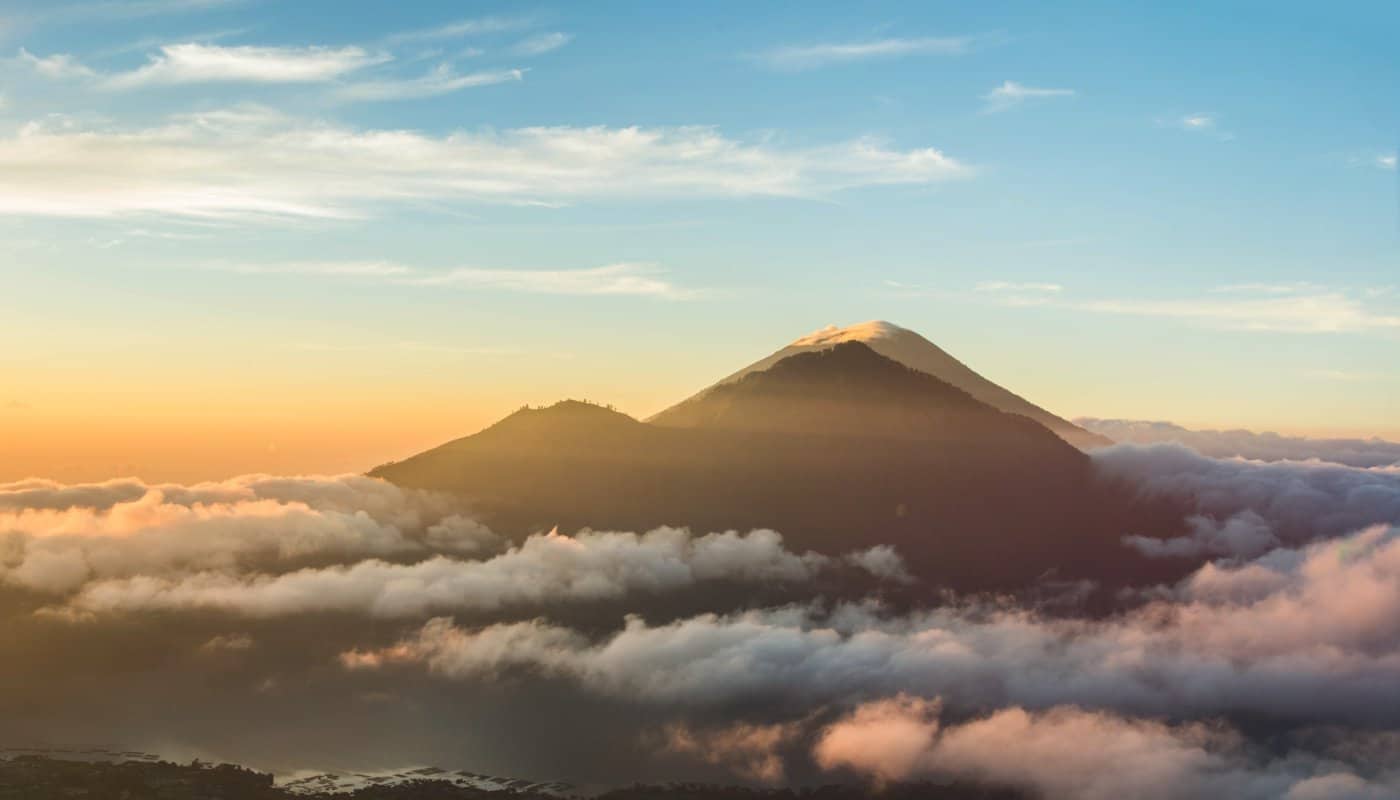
[349, 525, 1400, 725]
[1079, 418, 1400, 468]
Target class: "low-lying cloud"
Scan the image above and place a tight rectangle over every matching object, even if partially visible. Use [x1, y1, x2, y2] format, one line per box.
[348, 525, 1400, 725]
[59, 528, 900, 618]
[1079, 418, 1400, 468]
[1093, 443, 1400, 556]
[814, 699, 1400, 800]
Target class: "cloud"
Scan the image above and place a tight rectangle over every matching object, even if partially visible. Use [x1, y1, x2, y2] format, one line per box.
[659, 721, 800, 784]
[1377, 154, 1397, 170]
[352, 524, 1400, 726]
[1124, 510, 1279, 559]
[983, 81, 1075, 112]
[0, 475, 498, 594]
[410, 263, 689, 298]
[1092, 443, 1400, 551]
[102, 43, 389, 88]
[814, 700, 1400, 800]
[1168, 112, 1234, 141]
[756, 36, 972, 71]
[209, 260, 693, 298]
[17, 48, 97, 79]
[1077, 419, 1400, 468]
[59, 528, 900, 618]
[334, 65, 523, 102]
[513, 32, 572, 56]
[1180, 113, 1216, 130]
[960, 280, 1400, 334]
[972, 280, 1065, 306]
[0, 110, 968, 222]
[384, 16, 535, 46]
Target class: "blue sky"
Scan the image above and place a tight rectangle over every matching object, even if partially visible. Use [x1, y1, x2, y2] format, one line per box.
[1, 0, 1398, 479]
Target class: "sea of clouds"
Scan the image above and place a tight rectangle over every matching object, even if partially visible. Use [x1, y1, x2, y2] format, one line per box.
[3, 431, 1399, 799]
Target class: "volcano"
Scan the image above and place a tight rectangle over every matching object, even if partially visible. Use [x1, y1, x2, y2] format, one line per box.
[652, 321, 1111, 449]
[371, 327, 1149, 591]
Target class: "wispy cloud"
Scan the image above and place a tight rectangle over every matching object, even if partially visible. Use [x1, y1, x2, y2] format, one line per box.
[18, 48, 97, 79]
[1078, 290, 1400, 333]
[335, 65, 523, 102]
[975, 281, 1063, 294]
[513, 32, 572, 56]
[756, 36, 972, 71]
[982, 80, 1074, 113]
[0, 110, 969, 222]
[103, 43, 389, 88]
[43, 0, 244, 22]
[1377, 153, 1397, 170]
[1168, 112, 1234, 140]
[896, 280, 1400, 334]
[385, 15, 535, 46]
[209, 260, 694, 299]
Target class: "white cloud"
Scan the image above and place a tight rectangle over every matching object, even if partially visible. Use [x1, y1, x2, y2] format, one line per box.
[335, 65, 523, 102]
[1180, 113, 1215, 130]
[18, 48, 97, 79]
[347, 524, 1400, 728]
[1377, 153, 1397, 170]
[0, 110, 969, 222]
[1077, 289, 1400, 333]
[103, 43, 389, 88]
[1094, 443, 1400, 549]
[410, 263, 688, 298]
[59, 528, 898, 618]
[983, 80, 1075, 112]
[958, 280, 1400, 334]
[757, 36, 971, 70]
[1170, 112, 1234, 140]
[384, 15, 535, 46]
[975, 281, 1063, 293]
[209, 260, 692, 298]
[1077, 419, 1400, 468]
[513, 32, 572, 56]
[0, 474, 499, 595]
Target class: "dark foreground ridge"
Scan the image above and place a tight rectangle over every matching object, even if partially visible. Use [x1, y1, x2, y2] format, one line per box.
[0, 756, 1029, 800]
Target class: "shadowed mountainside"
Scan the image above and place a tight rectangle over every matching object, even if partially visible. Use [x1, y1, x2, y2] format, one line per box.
[373, 342, 1169, 591]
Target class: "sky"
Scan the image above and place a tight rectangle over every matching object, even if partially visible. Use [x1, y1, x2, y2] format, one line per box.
[1, 0, 1397, 482]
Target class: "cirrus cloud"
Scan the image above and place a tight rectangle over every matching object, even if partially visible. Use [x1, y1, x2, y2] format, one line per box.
[0, 110, 969, 222]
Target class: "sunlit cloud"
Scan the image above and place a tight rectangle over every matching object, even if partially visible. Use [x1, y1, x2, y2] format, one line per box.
[916, 280, 1400, 334]
[104, 43, 389, 88]
[755, 36, 972, 71]
[210, 260, 695, 299]
[0, 110, 970, 222]
[1077, 289, 1400, 333]
[983, 80, 1075, 112]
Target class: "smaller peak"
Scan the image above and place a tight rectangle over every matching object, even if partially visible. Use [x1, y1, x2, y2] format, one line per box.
[790, 320, 908, 347]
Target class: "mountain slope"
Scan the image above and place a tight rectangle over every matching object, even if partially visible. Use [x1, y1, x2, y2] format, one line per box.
[650, 321, 1111, 449]
[372, 344, 1127, 591]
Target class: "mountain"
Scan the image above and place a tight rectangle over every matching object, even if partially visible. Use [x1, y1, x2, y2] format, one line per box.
[650, 321, 1112, 450]
[372, 340, 1139, 591]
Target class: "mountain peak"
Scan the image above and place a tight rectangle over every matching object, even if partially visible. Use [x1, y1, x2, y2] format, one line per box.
[790, 320, 907, 347]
